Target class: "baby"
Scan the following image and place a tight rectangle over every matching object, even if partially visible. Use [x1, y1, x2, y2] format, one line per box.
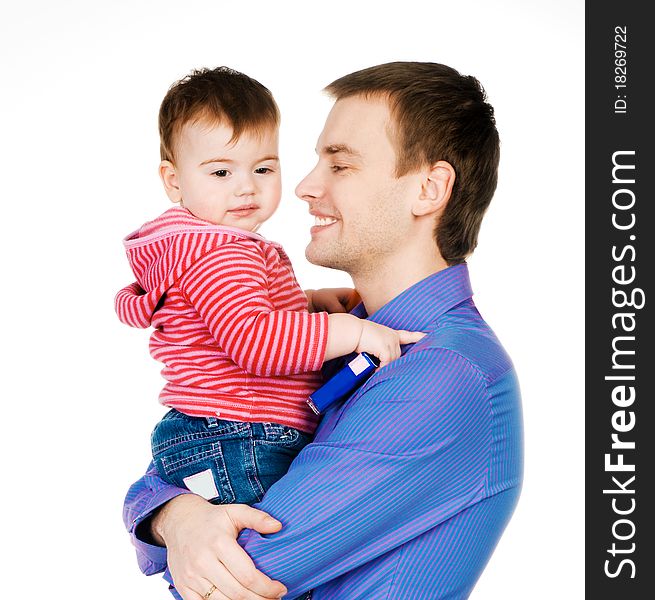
[115, 67, 422, 506]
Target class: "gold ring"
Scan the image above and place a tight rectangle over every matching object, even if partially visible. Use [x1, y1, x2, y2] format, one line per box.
[203, 584, 217, 599]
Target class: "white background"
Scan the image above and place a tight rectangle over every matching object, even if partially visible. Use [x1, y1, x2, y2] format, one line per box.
[0, 1, 584, 598]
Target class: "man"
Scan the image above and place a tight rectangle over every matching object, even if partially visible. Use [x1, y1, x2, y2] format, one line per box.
[124, 61, 523, 600]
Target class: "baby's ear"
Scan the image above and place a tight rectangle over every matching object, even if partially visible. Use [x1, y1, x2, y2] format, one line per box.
[159, 160, 182, 204]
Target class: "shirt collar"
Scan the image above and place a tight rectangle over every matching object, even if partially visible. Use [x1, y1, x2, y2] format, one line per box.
[351, 262, 473, 331]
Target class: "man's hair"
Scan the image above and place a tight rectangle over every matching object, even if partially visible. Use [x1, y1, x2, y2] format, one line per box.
[159, 66, 280, 162]
[325, 62, 500, 265]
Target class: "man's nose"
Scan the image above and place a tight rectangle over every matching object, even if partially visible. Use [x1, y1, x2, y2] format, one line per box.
[295, 165, 323, 203]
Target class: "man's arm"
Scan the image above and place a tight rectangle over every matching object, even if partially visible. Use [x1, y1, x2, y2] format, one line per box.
[155, 348, 495, 599]
[238, 348, 492, 597]
[124, 466, 289, 600]
[123, 462, 194, 576]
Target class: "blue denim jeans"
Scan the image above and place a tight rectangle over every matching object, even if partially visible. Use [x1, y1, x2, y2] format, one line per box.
[153, 411, 313, 599]
[151, 409, 313, 506]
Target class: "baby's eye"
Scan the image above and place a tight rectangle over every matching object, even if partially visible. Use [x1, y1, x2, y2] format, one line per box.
[254, 167, 273, 174]
[212, 169, 229, 178]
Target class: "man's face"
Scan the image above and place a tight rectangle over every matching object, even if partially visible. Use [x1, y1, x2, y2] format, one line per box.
[165, 121, 281, 231]
[295, 96, 419, 275]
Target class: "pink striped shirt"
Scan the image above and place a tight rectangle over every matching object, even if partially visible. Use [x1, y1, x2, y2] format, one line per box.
[115, 207, 328, 433]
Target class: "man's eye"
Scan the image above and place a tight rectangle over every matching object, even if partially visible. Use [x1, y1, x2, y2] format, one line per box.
[255, 167, 272, 174]
[331, 165, 348, 173]
[212, 169, 229, 178]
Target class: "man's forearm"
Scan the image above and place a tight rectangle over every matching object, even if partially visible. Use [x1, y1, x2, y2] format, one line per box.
[123, 462, 193, 575]
[149, 494, 209, 547]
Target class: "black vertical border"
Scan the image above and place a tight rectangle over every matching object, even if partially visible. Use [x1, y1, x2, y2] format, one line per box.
[586, 1, 655, 598]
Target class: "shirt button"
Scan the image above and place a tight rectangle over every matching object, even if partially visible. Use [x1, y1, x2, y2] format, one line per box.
[215, 411, 221, 416]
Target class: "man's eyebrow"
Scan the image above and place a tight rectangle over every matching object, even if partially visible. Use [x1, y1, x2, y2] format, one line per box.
[319, 144, 361, 157]
[199, 155, 279, 166]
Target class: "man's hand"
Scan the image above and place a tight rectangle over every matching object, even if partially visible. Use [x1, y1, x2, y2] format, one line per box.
[153, 494, 288, 600]
[306, 288, 361, 313]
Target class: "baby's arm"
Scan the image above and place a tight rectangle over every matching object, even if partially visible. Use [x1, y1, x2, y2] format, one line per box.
[325, 314, 424, 368]
[178, 243, 328, 377]
[179, 244, 423, 376]
[308, 288, 423, 366]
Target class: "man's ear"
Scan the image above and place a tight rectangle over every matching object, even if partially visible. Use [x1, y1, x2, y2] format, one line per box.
[413, 160, 456, 217]
[159, 160, 182, 204]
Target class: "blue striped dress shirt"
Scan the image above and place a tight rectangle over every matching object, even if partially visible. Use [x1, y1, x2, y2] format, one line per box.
[124, 263, 523, 599]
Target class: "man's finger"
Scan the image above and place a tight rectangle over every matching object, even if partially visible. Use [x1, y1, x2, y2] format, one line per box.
[220, 506, 287, 597]
[217, 537, 287, 598]
[194, 581, 232, 600]
[175, 582, 206, 600]
[325, 297, 348, 313]
[227, 504, 283, 534]
[201, 565, 280, 600]
[344, 290, 362, 311]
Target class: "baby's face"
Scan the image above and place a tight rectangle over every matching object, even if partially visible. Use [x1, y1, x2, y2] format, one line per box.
[162, 121, 281, 231]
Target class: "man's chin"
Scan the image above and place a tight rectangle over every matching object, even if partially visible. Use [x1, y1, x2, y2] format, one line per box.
[305, 246, 326, 267]
[306, 252, 359, 278]
[305, 244, 341, 270]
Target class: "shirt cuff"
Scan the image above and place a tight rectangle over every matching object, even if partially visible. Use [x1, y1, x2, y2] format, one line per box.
[131, 487, 194, 575]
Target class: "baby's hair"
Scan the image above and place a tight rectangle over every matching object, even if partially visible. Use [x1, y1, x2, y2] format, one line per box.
[159, 66, 280, 162]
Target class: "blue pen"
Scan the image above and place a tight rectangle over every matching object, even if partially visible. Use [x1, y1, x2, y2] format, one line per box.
[307, 352, 380, 415]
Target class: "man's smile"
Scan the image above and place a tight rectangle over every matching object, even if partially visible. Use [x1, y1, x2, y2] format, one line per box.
[313, 216, 338, 227]
[307, 208, 339, 234]
[310, 214, 339, 235]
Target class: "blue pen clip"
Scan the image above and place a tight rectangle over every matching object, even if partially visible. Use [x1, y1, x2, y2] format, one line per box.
[307, 352, 380, 415]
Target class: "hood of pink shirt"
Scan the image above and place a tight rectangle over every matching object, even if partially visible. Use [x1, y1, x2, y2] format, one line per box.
[115, 207, 262, 328]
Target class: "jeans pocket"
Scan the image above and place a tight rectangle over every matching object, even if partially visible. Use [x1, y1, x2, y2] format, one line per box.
[157, 440, 236, 503]
[261, 424, 313, 448]
[253, 426, 313, 492]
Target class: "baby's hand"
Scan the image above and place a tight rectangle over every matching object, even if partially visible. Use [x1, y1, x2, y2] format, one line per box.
[357, 321, 425, 368]
[307, 288, 361, 314]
